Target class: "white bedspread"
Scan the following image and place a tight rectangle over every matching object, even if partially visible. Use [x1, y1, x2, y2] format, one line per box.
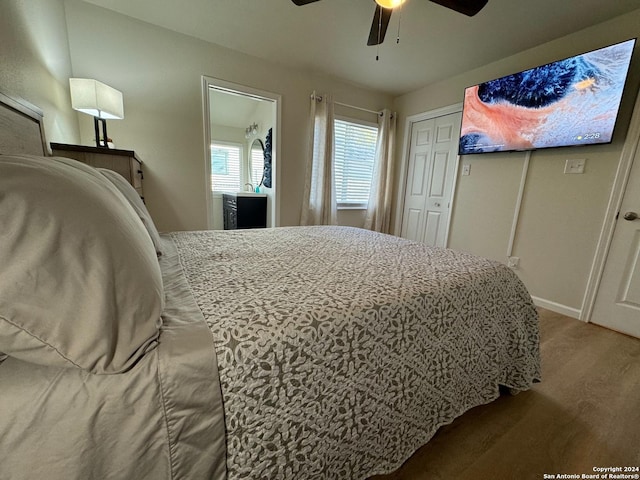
[172, 226, 540, 479]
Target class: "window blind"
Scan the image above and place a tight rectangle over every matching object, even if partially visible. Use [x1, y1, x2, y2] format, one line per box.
[334, 119, 378, 206]
[211, 143, 242, 193]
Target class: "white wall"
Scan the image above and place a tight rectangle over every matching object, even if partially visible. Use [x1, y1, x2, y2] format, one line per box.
[248, 99, 276, 228]
[0, 0, 79, 145]
[393, 9, 640, 314]
[63, 0, 394, 232]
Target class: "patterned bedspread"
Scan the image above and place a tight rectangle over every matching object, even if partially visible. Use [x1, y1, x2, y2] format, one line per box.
[171, 226, 540, 479]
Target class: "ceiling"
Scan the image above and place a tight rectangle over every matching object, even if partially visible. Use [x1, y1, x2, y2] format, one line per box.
[81, 0, 640, 96]
[209, 89, 273, 129]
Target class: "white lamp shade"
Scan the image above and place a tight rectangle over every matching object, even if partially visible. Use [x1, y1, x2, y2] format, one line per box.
[69, 78, 124, 120]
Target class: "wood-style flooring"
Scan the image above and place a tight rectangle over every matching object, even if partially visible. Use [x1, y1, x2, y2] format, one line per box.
[371, 308, 640, 480]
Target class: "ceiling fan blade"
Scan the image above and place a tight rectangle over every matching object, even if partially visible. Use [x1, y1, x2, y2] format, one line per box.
[291, 0, 322, 5]
[367, 5, 393, 46]
[429, 0, 488, 16]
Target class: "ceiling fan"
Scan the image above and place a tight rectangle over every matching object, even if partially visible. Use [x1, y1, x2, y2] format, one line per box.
[291, 0, 488, 46]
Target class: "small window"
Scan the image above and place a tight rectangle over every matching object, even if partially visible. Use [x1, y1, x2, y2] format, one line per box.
[211, 143, 242, 193]
[334, 118, 378, 208]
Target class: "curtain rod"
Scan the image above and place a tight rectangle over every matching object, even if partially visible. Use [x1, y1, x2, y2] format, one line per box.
[311, 93, 382, 116]
[335, 101, 381, 116]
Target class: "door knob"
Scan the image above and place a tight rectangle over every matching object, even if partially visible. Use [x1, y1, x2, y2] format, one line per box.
[623, 211, 638, 221]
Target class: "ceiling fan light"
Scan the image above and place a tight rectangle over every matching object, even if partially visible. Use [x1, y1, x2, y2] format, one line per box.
[375, 0, 405, 9]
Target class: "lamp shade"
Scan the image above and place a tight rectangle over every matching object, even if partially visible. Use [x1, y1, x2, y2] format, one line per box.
[69, 78, 124, 120]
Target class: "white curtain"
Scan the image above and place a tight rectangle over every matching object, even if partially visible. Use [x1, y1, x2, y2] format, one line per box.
[364, 108, 396, 233]
[300, 92, 337, 226]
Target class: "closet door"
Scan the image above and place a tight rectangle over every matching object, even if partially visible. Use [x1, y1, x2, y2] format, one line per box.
[400, 112, 461, 247]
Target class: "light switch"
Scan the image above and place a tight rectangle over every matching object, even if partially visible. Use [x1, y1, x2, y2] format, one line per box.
[564, 158, 586, 174]
[462, 164, 471, 176]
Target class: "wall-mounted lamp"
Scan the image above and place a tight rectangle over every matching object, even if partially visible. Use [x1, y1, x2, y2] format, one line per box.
[70, 78, 124, 148]
[245, 123, 259, 139]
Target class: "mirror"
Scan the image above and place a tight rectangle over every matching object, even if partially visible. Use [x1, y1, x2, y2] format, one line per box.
[250, 138, 265, 186]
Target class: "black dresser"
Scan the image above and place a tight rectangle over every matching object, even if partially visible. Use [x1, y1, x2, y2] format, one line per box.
[222, 193, 268, 230]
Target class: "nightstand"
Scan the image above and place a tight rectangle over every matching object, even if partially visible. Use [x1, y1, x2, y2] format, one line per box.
[50, 143, 144, 198]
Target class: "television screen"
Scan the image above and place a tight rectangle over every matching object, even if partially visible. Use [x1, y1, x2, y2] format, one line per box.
[459, 38, 636, 155]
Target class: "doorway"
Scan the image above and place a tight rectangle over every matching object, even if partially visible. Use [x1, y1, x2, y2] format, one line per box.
[397, 105, 462, 247]
[202, 77, 281, 229]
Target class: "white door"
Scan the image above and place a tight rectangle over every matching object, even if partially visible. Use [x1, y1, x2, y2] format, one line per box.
[591, 138, 640, 338]
[400, 112, 461, 247]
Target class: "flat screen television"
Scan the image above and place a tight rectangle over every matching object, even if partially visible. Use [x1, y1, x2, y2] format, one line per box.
[458, 38, 636, 155]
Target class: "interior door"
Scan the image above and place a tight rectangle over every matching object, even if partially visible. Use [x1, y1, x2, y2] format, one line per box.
[591, 139, 640, 338]
[400, 112, 461, 247]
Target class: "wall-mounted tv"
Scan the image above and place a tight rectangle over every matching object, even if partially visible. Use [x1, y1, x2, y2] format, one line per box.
[459, 38, 636, 155]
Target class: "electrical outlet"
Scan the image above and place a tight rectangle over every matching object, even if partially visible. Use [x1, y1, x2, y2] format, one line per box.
[507, 256, 520, 269]
[462, 164, 471, 176]
[564, 158, 586, 174]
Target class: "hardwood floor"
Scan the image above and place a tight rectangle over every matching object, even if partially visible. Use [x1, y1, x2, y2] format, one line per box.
[371, 308, 640, 480]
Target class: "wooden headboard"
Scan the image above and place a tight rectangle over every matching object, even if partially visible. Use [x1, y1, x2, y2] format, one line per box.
[0, 91, 48, 156]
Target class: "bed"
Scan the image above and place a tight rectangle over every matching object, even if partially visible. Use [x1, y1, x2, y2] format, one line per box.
[0, 92, 541, 480]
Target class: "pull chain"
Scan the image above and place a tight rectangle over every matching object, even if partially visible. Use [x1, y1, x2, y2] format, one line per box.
[376, 4, 382, 61]
[396, 2, 402, 43]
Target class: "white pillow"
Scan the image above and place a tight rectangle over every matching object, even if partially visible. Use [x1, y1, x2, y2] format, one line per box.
[50, 156, 163, 256]
[0, 155, 163, 374]
[98, 168, 163, 256]
[51, 157, 163, 256]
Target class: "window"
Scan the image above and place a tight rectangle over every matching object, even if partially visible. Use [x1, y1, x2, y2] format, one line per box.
[334, 118, 378, 208]
[211, 143, 242, 193]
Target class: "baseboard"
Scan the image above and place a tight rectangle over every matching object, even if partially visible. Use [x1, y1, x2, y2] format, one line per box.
[531, 296, 582, 320]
